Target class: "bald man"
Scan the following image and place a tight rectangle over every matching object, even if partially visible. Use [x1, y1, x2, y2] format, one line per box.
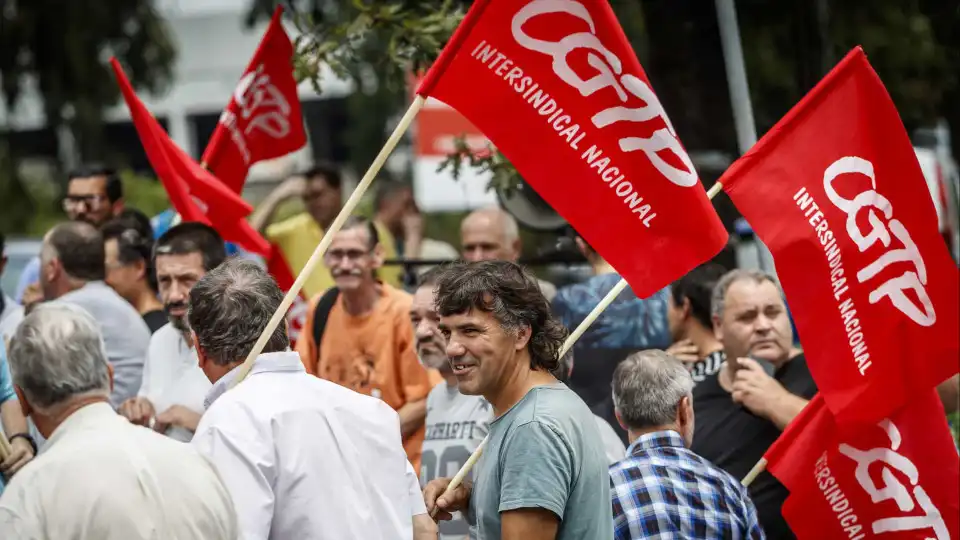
[460, 207, 557, 301]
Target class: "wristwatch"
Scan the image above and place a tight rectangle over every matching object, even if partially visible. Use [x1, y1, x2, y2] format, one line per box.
[9, 433, 38, 456]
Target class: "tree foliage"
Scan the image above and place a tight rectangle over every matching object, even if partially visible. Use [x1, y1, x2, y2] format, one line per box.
[0, 0, 177, 232]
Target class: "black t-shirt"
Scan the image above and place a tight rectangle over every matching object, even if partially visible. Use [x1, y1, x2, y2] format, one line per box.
[691, 354, 818, 539]
[142, 310, 168, 335]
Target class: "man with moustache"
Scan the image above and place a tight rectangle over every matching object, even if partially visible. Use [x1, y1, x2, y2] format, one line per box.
[691, 269, 817, 538]
[297, 216, 437, 472]
[423, 261, 612, 540]
[411, 267, 492, 540]
[118, 223, 226, 442]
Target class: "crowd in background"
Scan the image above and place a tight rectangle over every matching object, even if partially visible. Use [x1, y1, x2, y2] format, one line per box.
[0, 163, 957, 539]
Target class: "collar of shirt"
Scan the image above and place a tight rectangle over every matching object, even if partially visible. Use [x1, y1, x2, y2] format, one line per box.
[45, 402, 119, 448]
[203, 351, 306, 410]
[626, 429, 686, 457]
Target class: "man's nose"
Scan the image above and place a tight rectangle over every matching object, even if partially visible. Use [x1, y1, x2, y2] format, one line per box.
[445, 338, 466, 358]
[415, 320, 435, 341]
[755, 315, 774, 332]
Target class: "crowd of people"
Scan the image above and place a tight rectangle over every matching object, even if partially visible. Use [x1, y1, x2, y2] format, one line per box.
[0, 163, 957, 539]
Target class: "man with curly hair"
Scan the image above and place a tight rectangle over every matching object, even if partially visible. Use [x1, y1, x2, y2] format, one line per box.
[423, 261, 613, 540]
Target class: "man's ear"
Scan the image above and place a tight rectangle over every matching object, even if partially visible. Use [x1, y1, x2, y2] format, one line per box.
[712, 314, 724, 342]
[574, 237, 589, 259]
[111, 200, 125, 217]
[681, 297, 693, 321]
[133, 258, 147, 282]
[513, 324, 532, 352]
[614, 408, 628, 432]
[371, 243, 385, 270]
[106, 363, 115, 393]
[193, 332, 206, 368]
[15, 386, 32, 419]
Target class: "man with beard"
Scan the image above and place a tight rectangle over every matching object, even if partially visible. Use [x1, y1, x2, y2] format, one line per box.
[411, 267, 492, 540]
[118, 223, 226, 442]
[15, 165, 125, 307]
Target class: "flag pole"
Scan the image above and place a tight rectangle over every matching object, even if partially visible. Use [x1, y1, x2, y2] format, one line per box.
[432, 186, 727, 511]
[741, 457, 767, 487]
[229, 95, 426, 388]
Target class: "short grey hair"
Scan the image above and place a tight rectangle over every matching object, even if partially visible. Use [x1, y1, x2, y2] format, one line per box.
[612, 350, 694, 430]
[187, 258, 290, 366]
[711, 269, 780, 319]
[8, 302, 111, 410]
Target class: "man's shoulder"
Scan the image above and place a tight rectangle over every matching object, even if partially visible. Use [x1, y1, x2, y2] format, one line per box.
[266, 213, 316, 240]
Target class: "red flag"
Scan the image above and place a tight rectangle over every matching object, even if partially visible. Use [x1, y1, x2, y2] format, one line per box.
[765, 390, 959, 539]
[201, 5, 306, 193]
[416, 0, 728, 296]
[111, 59, 206, 224]
[111, 58, 259, 242]
[717, 47, 960, 424]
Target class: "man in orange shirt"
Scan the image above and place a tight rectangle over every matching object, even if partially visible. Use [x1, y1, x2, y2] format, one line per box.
[297, 216, 440, 472]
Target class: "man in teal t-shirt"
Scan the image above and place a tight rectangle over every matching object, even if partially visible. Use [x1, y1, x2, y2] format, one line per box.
[423, 261, 613, 540]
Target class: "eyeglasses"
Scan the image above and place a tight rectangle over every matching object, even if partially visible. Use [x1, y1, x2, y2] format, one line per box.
[323, 249, 371, 262]
[63, 194, 109, 212]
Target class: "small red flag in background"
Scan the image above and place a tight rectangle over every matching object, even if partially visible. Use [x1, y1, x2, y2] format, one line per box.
[717, 47, 960, 425]
[201, 5, 307, 194]
[765, 391, 959, 539]
[416, 0, 728, 297]
[112, 58, 251, 226]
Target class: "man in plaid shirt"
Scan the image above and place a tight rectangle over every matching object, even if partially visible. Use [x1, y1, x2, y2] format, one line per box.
[609, 350, 764, 539]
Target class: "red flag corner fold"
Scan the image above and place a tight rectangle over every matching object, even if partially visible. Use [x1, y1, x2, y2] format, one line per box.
[717, 46, 960, 425]
[416, 0, 728, 297]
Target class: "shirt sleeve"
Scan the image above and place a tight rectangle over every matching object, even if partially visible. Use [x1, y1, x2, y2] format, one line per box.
[192, 407, 276, 540]
[0, 347, 16, 404]
[296, 294, 320, 376]
[406, 460, 427, 516]
[498, 421, 575, 519]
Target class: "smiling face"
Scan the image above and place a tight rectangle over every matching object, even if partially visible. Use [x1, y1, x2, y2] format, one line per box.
[410, 285, 448, 373]
[714, 278, 793, 366]
[439, 308, 529, 397]
[324, 225, 382, 292]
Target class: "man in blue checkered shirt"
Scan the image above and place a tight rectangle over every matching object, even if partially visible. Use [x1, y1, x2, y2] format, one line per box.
[609, 350, 764, 539]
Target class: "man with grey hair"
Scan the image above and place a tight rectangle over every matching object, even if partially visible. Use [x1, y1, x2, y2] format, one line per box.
[188, 258, 417, 539]
[37, 221, 149, 408]
[0, 303, 238, 539]
[609, 350, 763, 539]
[691, 269, 816, 538]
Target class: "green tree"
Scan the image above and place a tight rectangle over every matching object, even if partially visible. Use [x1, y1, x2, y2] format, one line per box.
[0, 0, 177, 233]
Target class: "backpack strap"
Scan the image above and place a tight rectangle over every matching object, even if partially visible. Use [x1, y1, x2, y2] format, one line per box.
[311, 287, 341, 349]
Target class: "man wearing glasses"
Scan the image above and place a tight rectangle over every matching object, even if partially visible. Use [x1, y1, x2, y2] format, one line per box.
[14, 166, 125, 307]
[295, 216, 439, 474]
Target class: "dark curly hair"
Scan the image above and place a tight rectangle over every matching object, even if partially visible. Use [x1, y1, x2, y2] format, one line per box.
[434, 260, 567, 372]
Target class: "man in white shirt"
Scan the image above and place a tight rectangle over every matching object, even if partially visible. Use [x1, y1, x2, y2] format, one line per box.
[188, 258, 419, 539]
[118, 223, 227, 441]
[0, 302, 237, 539]
[411, 267, 492, 540]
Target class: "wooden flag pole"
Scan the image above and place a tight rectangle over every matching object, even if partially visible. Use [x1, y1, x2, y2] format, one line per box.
[229, 95, 426, 388]
[431, 183, 729, 512]
[741, 457, 768, 487]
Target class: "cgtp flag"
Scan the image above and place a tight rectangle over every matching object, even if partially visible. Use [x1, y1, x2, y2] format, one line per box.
[417, 0, 728, 296]
[765, 392, 959, 539]
[201, 5, 306, 193]
[717, 47, 960, 424]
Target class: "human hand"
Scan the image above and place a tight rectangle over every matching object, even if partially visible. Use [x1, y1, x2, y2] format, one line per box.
[423, 477, 472, 522]
[402, 212, 424, 240]
[118, 397, 155, 427]
[665, 339, 700, 364]
[154, 405, 201, 434]
[1, 437, 34, 477]
[731, 357, 787, 418]
[21, 283, 43, 312]
[275, 175, 307, 200]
